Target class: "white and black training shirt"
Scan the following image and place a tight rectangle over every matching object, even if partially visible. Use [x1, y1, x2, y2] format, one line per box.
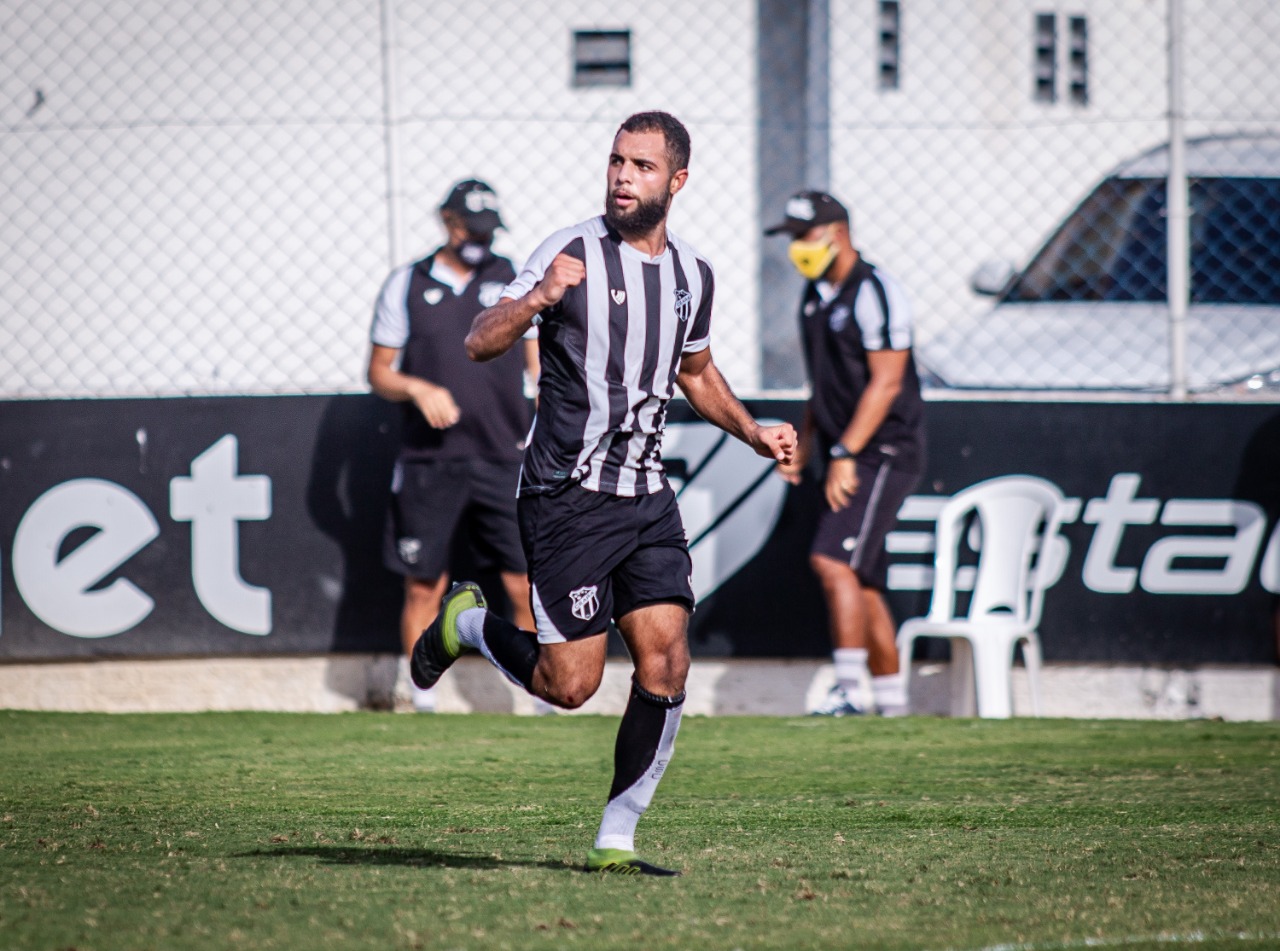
[372, 250, 530, 464]
[800, 257, 925, 471]
[502, 216, 714, 497]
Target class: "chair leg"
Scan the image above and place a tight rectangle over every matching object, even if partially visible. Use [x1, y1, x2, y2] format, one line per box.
[949, 638, 977, 717]
[898, 634, 915, 714]
[970, 634, 1015, 719]
[1021, 635, 1043, 717]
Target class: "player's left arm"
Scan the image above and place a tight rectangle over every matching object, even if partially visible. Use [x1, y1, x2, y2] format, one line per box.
[676, 348, 796, 464]
[834, 348, 910, 456]
[825, 348, 910, 510]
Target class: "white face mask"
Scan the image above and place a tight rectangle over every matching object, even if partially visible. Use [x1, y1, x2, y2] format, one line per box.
[455, 237, 493, 267]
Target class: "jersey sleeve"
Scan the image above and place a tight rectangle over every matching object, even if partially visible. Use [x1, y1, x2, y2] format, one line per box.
[853, 270, 914, 351]
[681, 261, 714, 354]
[501, 226, 585, 303]
[370, 265, 412, 348]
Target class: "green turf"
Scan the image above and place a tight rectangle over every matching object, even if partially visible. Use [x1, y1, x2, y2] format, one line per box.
[1, 710, 1277, 951]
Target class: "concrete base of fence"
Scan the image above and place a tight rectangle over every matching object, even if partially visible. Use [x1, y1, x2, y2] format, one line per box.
[0, 656, 1276, 720]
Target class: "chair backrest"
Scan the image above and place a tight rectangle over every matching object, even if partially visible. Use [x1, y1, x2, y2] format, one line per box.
[926, 475, 1069, 627]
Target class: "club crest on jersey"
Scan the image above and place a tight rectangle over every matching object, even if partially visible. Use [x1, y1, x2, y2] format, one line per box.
[423, 288, 445, 306]
[479, 282, 505, 308]
[569, 585, 599, 621]
[673, 288, 692, 322]
[610, 289, 626, 305]
[829, 305, 851, 332]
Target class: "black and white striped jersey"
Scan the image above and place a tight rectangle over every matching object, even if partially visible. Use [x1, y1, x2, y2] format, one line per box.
[502, 216, 714, 497]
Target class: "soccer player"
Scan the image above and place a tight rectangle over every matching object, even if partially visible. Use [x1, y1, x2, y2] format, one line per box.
[367, 180, 538, 712]
[766, 190, 926, 717]
[412, 111, 797, 875]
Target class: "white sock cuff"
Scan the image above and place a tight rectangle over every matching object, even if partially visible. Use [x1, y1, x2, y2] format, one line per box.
[833, 648, 869, 688]
[593, 833, 636, 852]
[455, 606, 486, 650]
[872, 673, 906, 707]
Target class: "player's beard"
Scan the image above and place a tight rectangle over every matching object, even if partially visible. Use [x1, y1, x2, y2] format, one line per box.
[604, 187, 671, 238]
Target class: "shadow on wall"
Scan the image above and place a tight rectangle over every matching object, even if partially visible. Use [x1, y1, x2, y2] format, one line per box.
[1233, 408, 1280, 665]
[305, 393, 403, 656]
[303, 392, 529, 709]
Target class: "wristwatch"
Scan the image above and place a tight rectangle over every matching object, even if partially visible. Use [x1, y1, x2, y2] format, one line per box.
[828, 443, 855, 460]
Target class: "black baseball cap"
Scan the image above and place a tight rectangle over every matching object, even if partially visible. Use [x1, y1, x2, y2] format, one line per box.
[764, 190, 849, 236]
[440, 179, 504, 234]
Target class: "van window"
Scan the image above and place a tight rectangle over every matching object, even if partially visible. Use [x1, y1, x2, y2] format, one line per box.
[1004, 176, 1280, 305]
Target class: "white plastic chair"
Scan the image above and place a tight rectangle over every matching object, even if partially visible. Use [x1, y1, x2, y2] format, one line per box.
[897, 475, 1069, 718]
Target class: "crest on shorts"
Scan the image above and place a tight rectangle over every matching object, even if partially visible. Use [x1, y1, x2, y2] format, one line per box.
[673, 288, 692, 322]
[398, 537, 422, 564]
[569, 585, 599, 621]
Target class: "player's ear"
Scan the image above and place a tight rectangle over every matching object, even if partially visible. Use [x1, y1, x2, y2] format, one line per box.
[669, 168, 688, 196]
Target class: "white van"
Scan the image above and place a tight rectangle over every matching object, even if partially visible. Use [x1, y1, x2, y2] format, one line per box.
[916, 134, 1280, 394]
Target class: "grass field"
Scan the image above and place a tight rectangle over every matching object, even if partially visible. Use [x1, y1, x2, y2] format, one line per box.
[1, 710, 1277, 951]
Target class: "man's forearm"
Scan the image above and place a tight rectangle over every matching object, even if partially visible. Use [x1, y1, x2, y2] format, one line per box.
[466, 295, 544, 362]
[837, 380, 900, 453]
[677, 360, 757, 444]
[368, 360, 424, 404]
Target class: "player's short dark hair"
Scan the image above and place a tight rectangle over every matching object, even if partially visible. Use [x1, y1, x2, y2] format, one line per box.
[618, 111, 691, 172]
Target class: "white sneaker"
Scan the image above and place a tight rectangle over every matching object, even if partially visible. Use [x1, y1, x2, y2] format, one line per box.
[410, 683, 437, 713]
[532, 696, 557, 716]
[393, 657, 436, 712]
[809, 685, 868, 717]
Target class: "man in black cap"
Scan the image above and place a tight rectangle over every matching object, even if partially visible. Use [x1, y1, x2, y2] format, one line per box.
[767, 190, 926, 717]
[367, 179, 538, 712]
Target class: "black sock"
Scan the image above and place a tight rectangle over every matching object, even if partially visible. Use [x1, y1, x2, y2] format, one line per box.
[594, 679, 685, 851]
[478, 613, 540, 691]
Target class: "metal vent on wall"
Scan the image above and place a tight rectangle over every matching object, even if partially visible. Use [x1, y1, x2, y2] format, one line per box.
[573, 30, 631, 87]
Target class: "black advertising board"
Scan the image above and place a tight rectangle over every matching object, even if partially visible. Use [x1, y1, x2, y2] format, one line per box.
[1, 396, 1276, 664]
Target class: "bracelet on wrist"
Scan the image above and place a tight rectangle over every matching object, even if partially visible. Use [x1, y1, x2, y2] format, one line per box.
[828, 443, 855, 461]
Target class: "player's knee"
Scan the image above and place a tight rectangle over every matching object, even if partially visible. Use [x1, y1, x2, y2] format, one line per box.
[538, 669, 602, 710]
[634, 651, 689, 698]
[541, 683, 590, 710]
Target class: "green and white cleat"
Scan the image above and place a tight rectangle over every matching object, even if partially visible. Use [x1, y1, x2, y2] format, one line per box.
[584, 848, 681, 877]
[410, 582, 486, 690]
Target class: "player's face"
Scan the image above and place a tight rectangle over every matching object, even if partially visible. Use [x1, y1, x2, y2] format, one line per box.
[604, 130, 688, 236]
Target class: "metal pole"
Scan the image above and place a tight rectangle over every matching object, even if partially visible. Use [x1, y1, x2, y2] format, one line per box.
[379, 0, 405, 268]
[1166, 0, 1190, 400]
[805, 0, 830, 189]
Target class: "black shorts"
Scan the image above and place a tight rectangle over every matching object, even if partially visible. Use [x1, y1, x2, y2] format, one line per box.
[383, 457, 527, 580]
[811, 454, 920, 590]
[518, 485, 694, 643]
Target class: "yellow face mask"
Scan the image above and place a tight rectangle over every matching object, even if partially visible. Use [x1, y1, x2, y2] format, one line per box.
[788, 235, 837, 280]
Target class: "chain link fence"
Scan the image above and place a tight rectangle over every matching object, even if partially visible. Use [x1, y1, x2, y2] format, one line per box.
[3, 0, 1278, 400]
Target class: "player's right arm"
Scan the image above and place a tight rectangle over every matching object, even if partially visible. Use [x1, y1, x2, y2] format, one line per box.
[366, 265, 460, 428]
[467, 230, 585, 362]
[367, 345, 460, 428]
